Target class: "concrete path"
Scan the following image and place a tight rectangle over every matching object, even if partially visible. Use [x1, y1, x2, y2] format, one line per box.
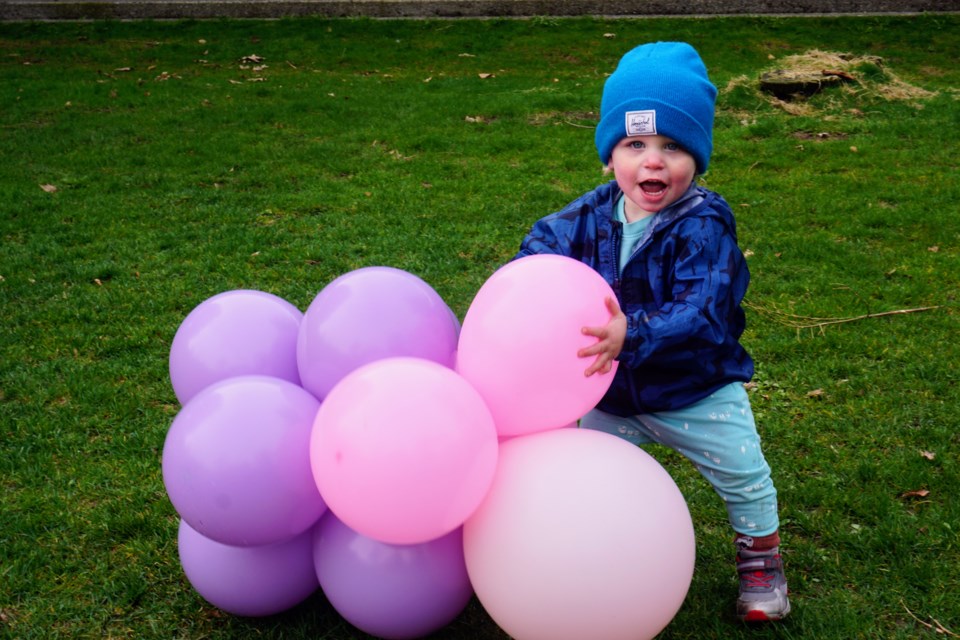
[2, 0, 958, 22]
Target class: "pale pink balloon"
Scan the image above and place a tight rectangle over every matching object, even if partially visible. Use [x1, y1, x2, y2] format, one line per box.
[463, 428, 695, 640]
[310, 357, 498, 545]
[456, 255, 617, 437]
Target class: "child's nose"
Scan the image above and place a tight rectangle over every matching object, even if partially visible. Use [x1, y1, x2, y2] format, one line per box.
[642, 150, 665, 169]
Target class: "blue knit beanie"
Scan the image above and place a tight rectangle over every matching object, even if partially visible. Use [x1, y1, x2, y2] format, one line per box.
[595, 42, 717, 174]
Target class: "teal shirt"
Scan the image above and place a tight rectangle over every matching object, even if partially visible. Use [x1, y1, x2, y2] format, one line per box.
[615, 196, 654, 276]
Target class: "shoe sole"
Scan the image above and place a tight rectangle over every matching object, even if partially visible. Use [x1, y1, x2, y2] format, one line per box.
[739, 601, 791, 623]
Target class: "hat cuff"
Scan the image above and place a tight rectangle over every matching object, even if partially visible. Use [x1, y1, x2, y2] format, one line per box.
[595, 98, 712, 173]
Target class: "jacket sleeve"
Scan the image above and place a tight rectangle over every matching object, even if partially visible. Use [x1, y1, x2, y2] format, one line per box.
[515, 184, 613, 262]
[617, 215, 747, 369]
[515, 215, 570, 259]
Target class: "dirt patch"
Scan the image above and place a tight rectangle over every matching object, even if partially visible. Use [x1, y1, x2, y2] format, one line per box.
[791, 130, 849, 140]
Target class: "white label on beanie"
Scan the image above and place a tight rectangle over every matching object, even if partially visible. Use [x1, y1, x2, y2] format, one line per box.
[625, 110, 656, 136]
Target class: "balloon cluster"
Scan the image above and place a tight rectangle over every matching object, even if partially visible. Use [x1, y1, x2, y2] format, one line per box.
[162, 256, 696, 640]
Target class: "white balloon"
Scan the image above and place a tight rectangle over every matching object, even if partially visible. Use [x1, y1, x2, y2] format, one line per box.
[464, 428, 695, 640]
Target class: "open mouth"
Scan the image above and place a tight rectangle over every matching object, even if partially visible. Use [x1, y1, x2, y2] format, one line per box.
[640, 180, 668, 196]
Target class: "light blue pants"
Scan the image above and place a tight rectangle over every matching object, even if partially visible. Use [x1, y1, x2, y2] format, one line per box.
[580, 383, 780, 536]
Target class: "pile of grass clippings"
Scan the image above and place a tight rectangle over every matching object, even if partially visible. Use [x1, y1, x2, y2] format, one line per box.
[724, 49, 939, 114]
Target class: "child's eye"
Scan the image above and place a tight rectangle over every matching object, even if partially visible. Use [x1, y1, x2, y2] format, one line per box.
[664, 142, 681, 152]
[629, 140, 645, 150]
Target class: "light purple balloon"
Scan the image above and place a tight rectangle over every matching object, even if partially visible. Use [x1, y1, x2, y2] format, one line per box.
[297, 267, 459, 400]
[169, 289, 303, 405]
[178, 519, 319, 617]
[312, 513, 473, 640]
[162, 376, 326, 546]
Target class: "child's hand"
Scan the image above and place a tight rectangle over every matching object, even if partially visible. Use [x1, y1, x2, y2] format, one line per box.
[578, 296, 626, 377]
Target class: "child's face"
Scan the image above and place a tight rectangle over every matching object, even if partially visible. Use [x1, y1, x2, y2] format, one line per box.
[608, 135, 697, 218]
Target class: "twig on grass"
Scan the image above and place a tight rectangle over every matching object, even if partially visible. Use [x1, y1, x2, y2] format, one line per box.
[745, 300, 940, 335]
[902, 600, 959, 637]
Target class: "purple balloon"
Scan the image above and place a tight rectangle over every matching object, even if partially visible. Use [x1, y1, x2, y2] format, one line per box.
[178, 519, 319, 617]
[169, 289, 303, 405]
[162, 376, 326, 546]
[313, 514, 473, 640]
[297, 267, 459, 400]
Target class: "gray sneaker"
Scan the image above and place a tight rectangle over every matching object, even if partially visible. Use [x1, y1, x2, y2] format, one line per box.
[736, 545, 791, 622]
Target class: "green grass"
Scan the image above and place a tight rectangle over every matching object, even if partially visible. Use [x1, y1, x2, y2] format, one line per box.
[2, 13, 959, 640]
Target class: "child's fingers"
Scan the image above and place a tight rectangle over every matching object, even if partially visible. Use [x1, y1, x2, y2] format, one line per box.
[581, 324, 603, 338]
[605, 295, 622, 316]
[584, 353, 613, 377]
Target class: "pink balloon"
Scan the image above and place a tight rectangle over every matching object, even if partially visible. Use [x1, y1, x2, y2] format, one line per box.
[178, 519, 318, 617]
[457, 255, 618, 437]
[169, 289, 302, 405]
[463, 428, 695, 640]
[313, 514, 473, 639]
[163, 376, 326, 546]
[310, 357, 498, 545]
[297, 267, 459, 401]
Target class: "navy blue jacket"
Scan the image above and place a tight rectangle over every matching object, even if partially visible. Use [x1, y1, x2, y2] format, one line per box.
[516, 180, 754, 415]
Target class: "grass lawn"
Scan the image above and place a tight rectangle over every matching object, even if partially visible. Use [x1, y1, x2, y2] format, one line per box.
[2, 12, 959, 640]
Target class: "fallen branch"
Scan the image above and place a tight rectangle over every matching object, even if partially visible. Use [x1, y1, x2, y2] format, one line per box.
[791, 305, 940, 330]
[902, 600, 959, 637]
[745, 300, 940, 333]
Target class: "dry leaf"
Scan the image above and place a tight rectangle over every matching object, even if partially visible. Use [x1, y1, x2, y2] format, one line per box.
[900, 489, 930, 499]
[458, 53, 476, 58]
[423, 77, 433, 83]
[920, 450, 936, 460]
[478, 73, 494, 79]
[114, 67, 132, 72]
[241, 54, 264, 64]
[40, 184, 58, 193]
[247, 77, 267, 82]
[806, 388, 824, 398]
[928, 246, 940, 253]
[603, 33, 616, 39]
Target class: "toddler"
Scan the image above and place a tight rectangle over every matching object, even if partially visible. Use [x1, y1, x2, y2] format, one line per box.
[515, 41, 790, 622]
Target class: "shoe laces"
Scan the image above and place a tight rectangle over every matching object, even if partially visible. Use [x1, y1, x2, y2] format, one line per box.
[737, 552, 783, 593]
[742, 568, 775, 590]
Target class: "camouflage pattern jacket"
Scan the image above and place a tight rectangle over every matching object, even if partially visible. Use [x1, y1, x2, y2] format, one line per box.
[516, 180, 754, 415]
